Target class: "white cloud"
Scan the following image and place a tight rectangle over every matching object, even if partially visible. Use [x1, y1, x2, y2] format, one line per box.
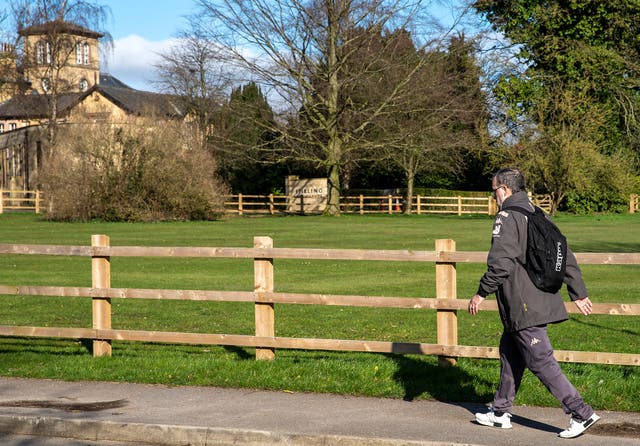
[101, 35, 177, 92]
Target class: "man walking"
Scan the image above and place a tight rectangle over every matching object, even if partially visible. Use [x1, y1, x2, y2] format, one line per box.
[468, 167, 600, 439]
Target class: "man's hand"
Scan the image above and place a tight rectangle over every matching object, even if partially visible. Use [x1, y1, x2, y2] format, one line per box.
[574, 297, 593, 316]
[468, 294, 485, 315]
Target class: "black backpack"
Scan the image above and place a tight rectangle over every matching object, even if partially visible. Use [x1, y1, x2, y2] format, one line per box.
[503, 205, 567, 293]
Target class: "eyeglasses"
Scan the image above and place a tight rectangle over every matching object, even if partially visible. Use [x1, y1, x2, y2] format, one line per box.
[491, 185, 505, 199]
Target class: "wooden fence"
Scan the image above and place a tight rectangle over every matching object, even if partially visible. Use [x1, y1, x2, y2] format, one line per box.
[224, 194, 289, 215]
[0, 237, 638, 367]
[340, 195, 496, 215]
[225, 193, 556, 215]
[0, 189, 42, 213]
[6, 190, 638, 216]
[224, 194, 550, 215]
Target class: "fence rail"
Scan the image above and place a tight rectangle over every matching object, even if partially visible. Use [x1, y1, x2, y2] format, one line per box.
[223, 193, 559, 215]
[0, 238, 638, 367]
[227, 194, 511, 215]
[0, 189, 43, 213]
[5, 191, 638, 216]
[223, 194, 289, 215]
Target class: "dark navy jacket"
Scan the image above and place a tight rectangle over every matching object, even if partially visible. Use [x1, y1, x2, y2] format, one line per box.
[477, 191, 588, 332]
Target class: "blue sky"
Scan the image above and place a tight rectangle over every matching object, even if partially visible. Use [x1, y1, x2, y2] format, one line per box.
[105, 0, 195, 41]
[101, 0, 472, 92]
[102, 0, 197, 90]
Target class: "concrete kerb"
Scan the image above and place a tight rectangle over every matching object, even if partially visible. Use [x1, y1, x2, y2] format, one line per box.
[0, 415, 482, 446]
[1, 378, 638, 446]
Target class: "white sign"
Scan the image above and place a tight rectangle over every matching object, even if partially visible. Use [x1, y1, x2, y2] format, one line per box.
[286, 176, 328, 213]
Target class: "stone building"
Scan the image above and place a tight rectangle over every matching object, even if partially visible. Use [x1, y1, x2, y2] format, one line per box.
[0, 20, 185, 190]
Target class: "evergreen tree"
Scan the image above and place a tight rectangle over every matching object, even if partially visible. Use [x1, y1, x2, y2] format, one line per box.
[214, 82, 286, 194]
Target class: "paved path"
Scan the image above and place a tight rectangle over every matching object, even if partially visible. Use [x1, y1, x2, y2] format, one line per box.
[0, 377, 637, 445]
[0, 433, 148, 445]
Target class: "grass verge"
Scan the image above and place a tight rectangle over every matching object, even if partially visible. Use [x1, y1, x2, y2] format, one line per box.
[0, 212, 638, 412]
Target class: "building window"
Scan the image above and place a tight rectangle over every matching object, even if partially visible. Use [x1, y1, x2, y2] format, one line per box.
[36, 41, 51, 64]
[83, 42, 90, 64]
[76, 43, 83, 64]
[9, 123, 17, 131]
[0, 123, 4, 133]
[75, 42, 90, 65]
[36, 41, 45, 64]
[79, 78, 88, 91]
[41, 78, 51, 92]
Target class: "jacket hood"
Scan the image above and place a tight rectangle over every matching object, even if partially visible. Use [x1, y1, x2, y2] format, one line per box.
[501, 190, 534, 211]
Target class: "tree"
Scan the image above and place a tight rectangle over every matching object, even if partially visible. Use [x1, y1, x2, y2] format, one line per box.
[372, 32, 487, 212]
[214, 82, 286, 194]
[507, 84, 634, 214]
[153, 28, 231, 146]
[10, 0, 112, 145]
[191, 0, 449, 215]
[474, 0, 640, 211]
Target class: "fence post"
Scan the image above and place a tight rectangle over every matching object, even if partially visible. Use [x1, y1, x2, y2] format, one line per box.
[269, 194, 274, 215]
[488, 197, 496, 215]
[436, 239, 457, 367]
[457, 196, 462, 216]
[417, 195, 421, 215]
[91, 234, 112, 357]
[359, 194, 364, 215]
[238, 193, 243, 215]
[631, 194, 638, 214]
[388, 195, 393, 214]
[35, 190, 40, 213]
[0, 189, 3, 214]
[254, 236, 275, 360]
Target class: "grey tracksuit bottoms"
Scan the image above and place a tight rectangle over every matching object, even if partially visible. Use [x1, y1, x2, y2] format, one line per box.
[492, 325, 594, 421]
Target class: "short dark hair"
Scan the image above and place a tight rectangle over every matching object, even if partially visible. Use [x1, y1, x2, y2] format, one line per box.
[494, 168, 526, 193]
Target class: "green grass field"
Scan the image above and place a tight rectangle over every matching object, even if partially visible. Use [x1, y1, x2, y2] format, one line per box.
[0, 212, 638, 412]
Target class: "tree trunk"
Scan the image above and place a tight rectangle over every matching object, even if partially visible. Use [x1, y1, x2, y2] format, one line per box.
[404, 172, 414, 215]
[326, 162, 341, 216]
[47, 94, 58, 148]
[324, 4, 341, 216]
[550, 191, 562, 216]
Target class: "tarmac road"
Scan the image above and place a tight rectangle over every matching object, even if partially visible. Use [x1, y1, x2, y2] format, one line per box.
[0, 377, 638, 446]
[0, 434, 147, 445]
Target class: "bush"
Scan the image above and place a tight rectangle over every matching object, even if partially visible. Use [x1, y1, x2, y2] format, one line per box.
[562, 153, 635, 214]
[41, 121, 229, 221]
[564, 188, 629, 214]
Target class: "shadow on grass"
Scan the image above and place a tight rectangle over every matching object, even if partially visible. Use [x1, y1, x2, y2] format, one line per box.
[387, 351, 493, 403]
[568, 318, 639, 337]
[216, 343, 496, 404]
[223, 345, 253, 360]
[569, 241, 640, 253]
[0, 337, 90, 356]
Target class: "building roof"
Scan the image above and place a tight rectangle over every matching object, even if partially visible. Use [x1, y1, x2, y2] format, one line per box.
[18, 20, 104, 39]
[0, 92, 81, 119]
[99, 73, 133, 89]
[0, 74, 185, 120]
[96, 85, 185, 117]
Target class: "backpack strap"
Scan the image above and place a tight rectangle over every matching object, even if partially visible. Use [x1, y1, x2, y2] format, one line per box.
[502, 204, 536, 216]
[500, 206, 530, 263]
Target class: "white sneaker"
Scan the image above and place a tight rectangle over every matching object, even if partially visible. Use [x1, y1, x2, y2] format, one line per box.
[475, 410, 513, 429]
[558, 413, 600, 438]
